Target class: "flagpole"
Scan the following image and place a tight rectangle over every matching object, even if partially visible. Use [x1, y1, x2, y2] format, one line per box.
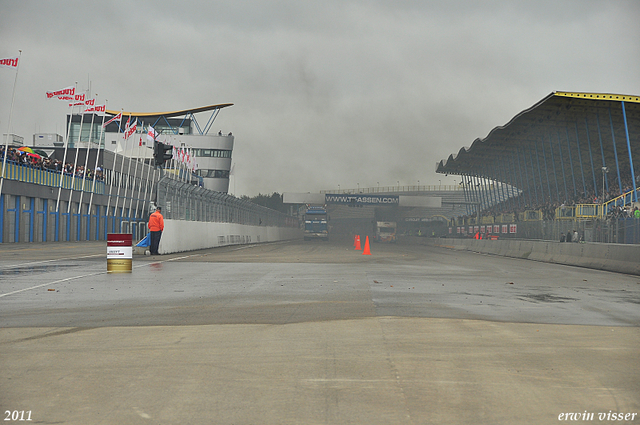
[67, 91, 89, 215]
[128, 121, 143, 225]
[55, 82, 78, 213]
[113, 115, 132, 231]
[178, 145, 183, 182]
[141, 140, 154, 222]
[105, 109, 123, 228]
[169, 137, 177, 181]
[88, 101, 107, 234]
[77, 97, 97, 238]
[148, 167, 158, 213]
[0, 50, 22, 201]
[123, 119, 137, 223]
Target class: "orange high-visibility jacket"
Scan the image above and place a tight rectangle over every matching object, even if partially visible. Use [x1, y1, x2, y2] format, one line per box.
[148, 211, 164, 232]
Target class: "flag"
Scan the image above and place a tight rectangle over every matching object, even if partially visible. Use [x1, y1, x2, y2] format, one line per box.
[103, 111, 122, 128]
[146, 125, 158, 142]
[124, 118, 137, 138]
[46, 85, 75, 99]
[0, 57, 19, 69]
[72, 98, 98, 108]
[83, 104, 106, 114]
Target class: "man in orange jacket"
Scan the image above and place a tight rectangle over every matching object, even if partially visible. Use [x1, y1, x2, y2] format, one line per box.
[148, 206, 164, 255]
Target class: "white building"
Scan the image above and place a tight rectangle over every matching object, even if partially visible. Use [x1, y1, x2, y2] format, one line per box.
[67, 103, 234, 193]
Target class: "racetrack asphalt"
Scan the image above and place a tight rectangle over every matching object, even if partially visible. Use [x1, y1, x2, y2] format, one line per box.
[1, 238, 638, 424]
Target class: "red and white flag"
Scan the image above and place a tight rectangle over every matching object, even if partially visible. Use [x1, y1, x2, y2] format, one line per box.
[0, 56, 19, 70]
[124, 118, 138, 138]
[46, 85, 75, 99]
[69, 98, 96, 108]
[103, 111, 122, 128]
[146, 125, 158, 142]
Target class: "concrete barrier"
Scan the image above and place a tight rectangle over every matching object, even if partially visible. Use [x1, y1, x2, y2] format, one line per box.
[135, 220, 302, 255]
[424, 238, 640, 275]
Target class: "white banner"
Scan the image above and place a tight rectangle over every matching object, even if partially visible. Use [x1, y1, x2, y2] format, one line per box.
[69, 98, 97, 108]
[46, 85, 75, 99]
[83, 104, 106, 114]
[0, 56, 19, 69]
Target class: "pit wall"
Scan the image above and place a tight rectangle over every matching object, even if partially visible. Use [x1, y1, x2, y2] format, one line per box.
[423, 238, 640, 276]
[156, 219, 302, 254]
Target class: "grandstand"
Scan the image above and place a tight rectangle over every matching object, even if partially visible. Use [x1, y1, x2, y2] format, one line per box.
[437, 91, 640, 243]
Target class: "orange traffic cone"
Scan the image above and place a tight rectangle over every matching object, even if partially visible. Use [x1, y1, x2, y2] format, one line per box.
[362, 236, 371, 255]
[353, 235, 358, 247]
[355, 235, 361, 250]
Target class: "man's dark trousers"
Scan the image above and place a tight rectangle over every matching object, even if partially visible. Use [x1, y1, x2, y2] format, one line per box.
[150, 230, 162, 255]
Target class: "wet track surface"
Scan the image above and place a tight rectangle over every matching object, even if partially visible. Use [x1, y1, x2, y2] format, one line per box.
[1, 239, 639, 327]
[1, 239, 639, 424]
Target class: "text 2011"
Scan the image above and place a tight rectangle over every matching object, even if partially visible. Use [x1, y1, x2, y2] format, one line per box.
[4, 411, 32, 421]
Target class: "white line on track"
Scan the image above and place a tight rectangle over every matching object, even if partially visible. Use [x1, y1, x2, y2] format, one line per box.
[0, 254, 104, 270]
[0, 271, 106, 298]
[0, 242, 281, 298]
[0, 253, 208, 298]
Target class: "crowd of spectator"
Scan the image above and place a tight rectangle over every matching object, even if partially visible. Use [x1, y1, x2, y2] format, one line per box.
[456, 173, 640, 223]
[1, 146, 104, 181]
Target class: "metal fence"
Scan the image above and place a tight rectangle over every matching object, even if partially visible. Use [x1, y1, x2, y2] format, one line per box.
[156, 177, 298, 228]
[451, 218, 640, 244]
[1, 161, 106, 194]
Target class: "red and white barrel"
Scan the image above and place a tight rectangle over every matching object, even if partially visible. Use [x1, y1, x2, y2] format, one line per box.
[107, 233, 132, 273]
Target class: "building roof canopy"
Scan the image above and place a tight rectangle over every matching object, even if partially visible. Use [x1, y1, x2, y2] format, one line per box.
[436, 91, 640, 201]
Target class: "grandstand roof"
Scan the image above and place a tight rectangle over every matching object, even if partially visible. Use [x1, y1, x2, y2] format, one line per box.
[436, 91, 640, 201]
[105, 103, 233, 119]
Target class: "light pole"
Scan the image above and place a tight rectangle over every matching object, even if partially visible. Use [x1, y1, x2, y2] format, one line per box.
[338, 184, 340, 193]
[601, 167, 608, 204]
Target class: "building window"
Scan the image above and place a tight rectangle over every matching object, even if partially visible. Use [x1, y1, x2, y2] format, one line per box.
[195, 169, 230, 178]
[193, 149, 232, 158]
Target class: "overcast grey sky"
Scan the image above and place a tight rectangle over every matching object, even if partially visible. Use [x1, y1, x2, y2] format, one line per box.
[1, 0, 639, 196]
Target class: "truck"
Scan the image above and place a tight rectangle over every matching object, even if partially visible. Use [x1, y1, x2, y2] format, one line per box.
[374, 221, 397, 243]
[303, 206, 329, 241]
